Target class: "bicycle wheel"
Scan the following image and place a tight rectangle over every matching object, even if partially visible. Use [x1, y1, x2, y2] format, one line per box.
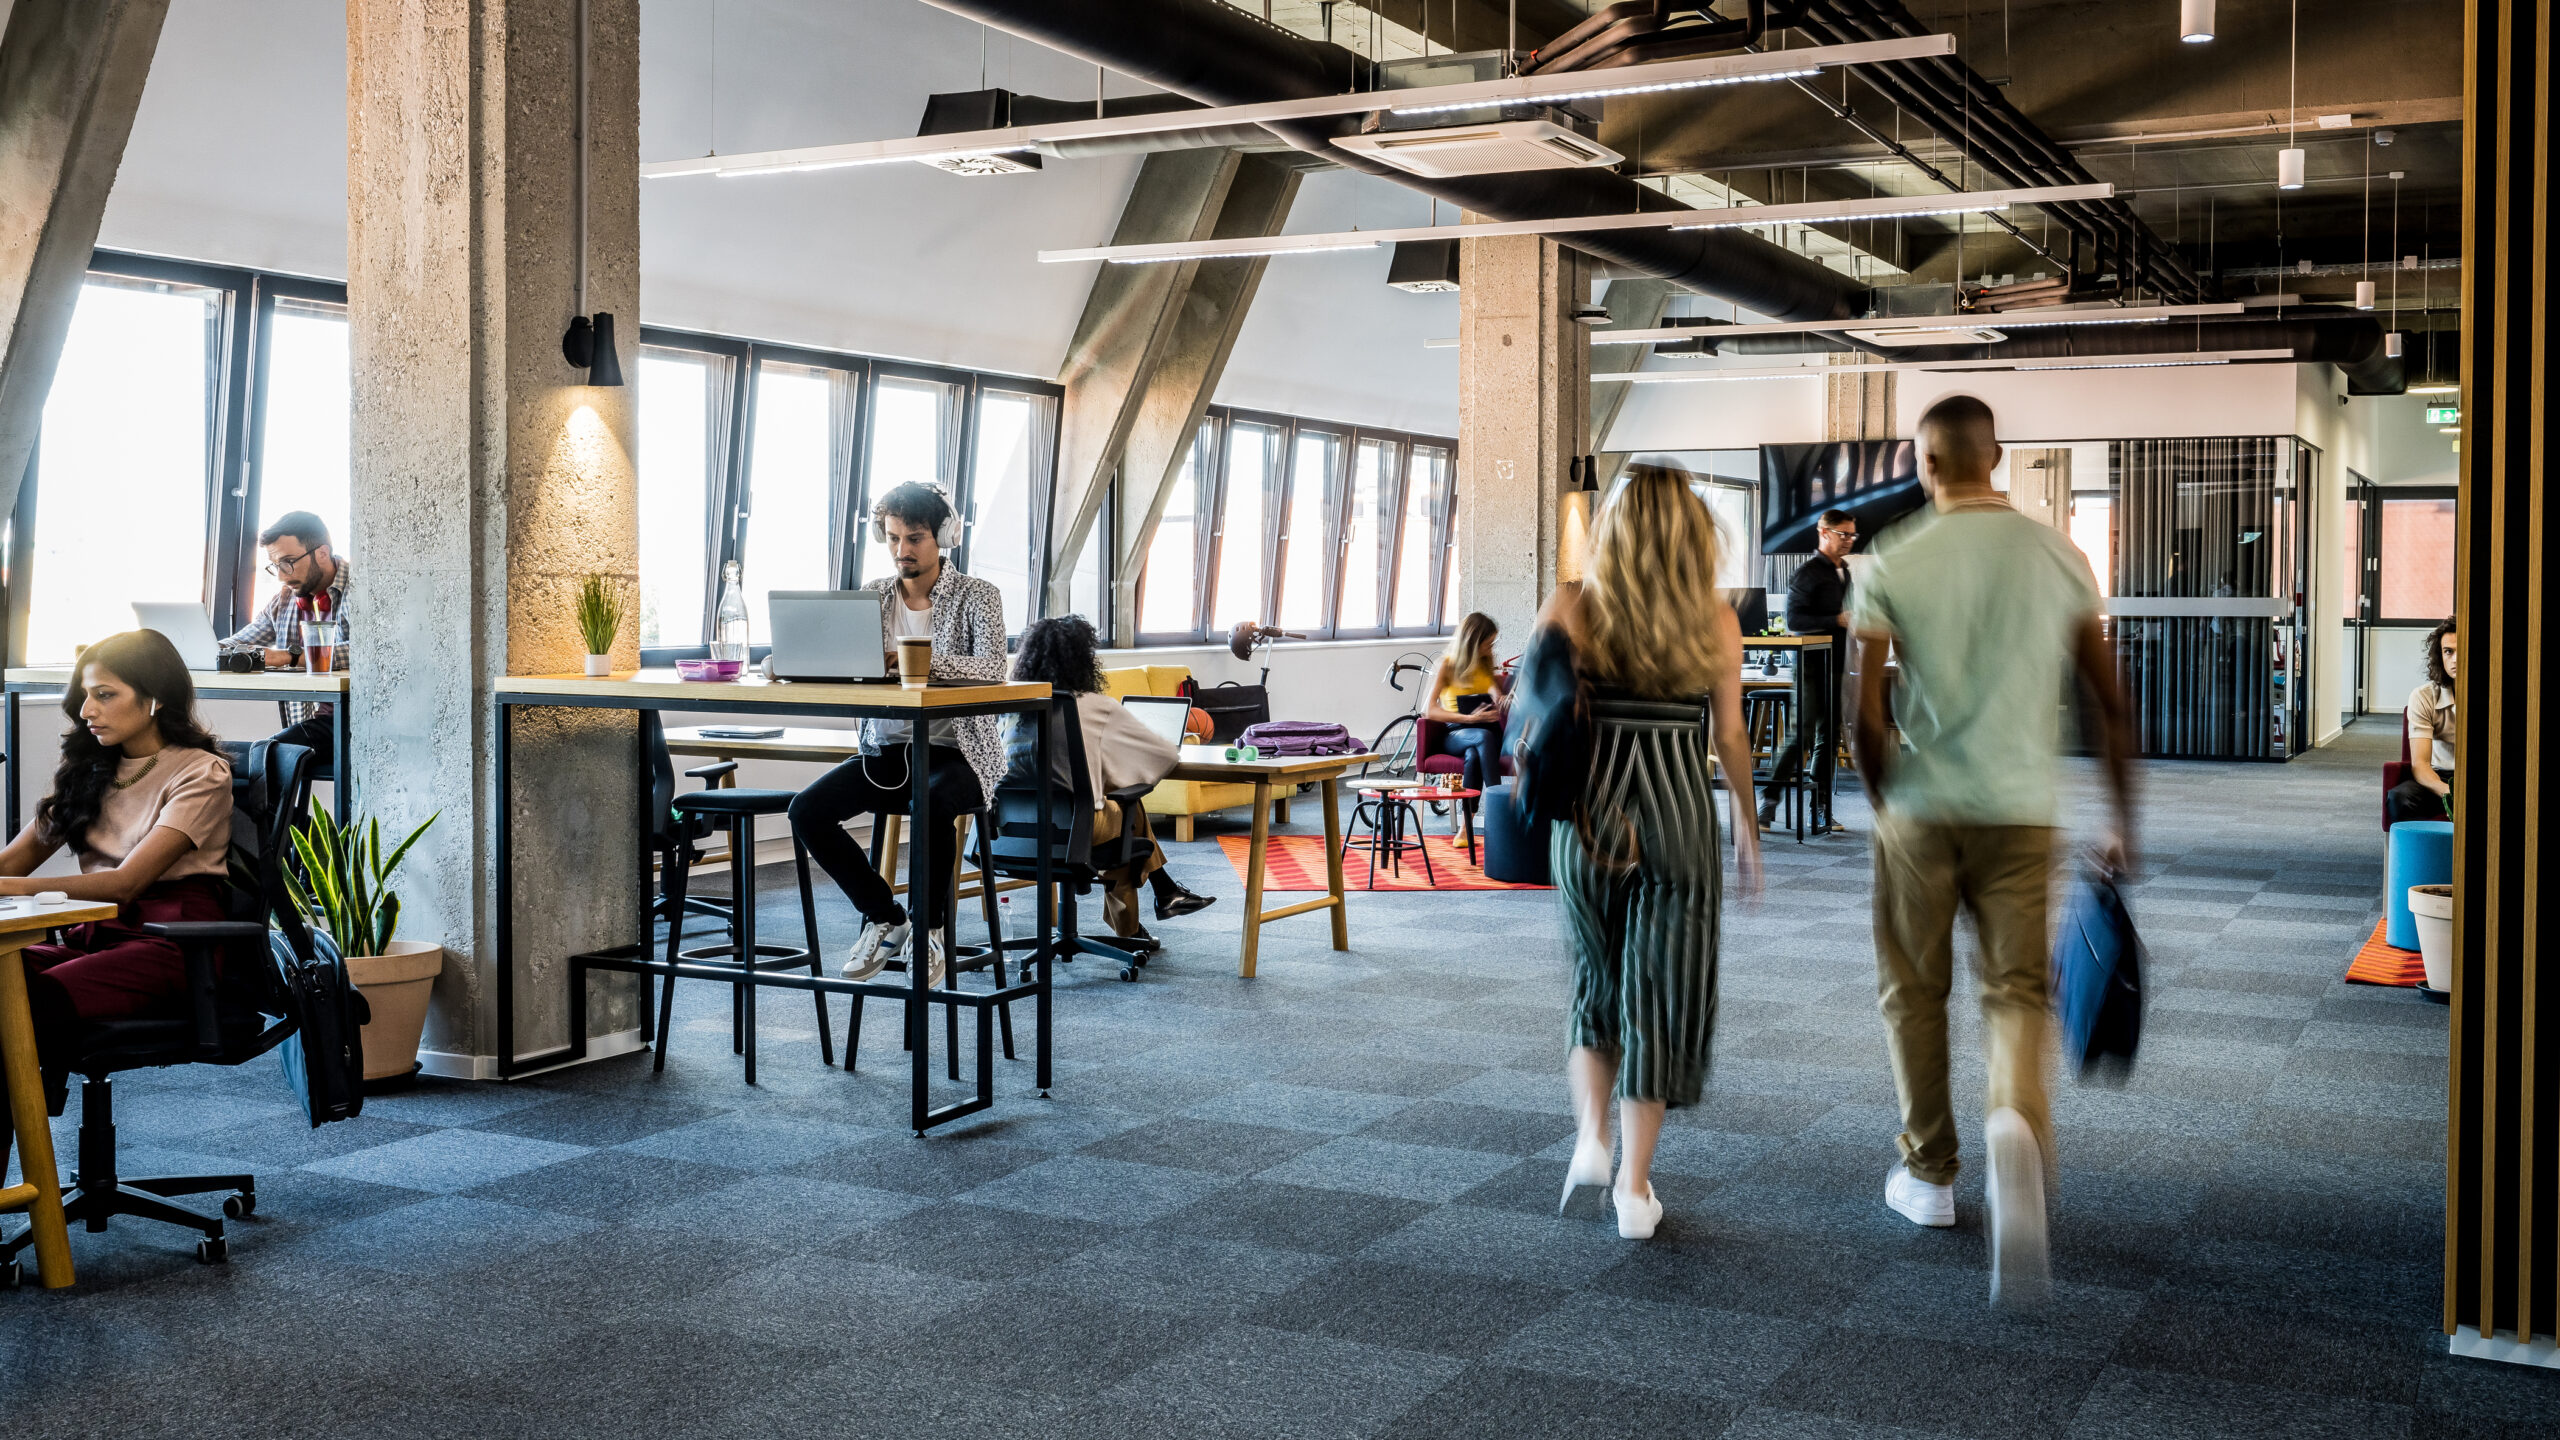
[1365, 714, 1421, 780]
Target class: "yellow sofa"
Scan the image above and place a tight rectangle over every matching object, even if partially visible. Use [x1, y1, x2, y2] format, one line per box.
[1101, 664, 1283, 841]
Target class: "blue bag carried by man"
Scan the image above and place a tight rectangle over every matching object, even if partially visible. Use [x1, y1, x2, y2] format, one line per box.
[2051, 869, 2144, 1081]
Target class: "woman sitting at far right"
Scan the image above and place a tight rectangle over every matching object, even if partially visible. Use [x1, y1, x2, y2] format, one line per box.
[0, 630, 235, 1070]
[2387, 615, 2457, 825]
[1423, 611, 1507, 795]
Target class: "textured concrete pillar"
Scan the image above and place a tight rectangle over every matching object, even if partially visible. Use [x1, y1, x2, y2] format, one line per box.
[349, 0, 642, 1072]
[1824, 351, 1893, 443]
[0, 0, 170, 531]
[1456, 235, 1588, 639]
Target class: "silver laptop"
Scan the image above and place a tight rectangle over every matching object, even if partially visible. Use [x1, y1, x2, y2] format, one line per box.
[132, 602, 223, 670]
[1122, 694, 1194, 747]
[767, 590, 887, 683]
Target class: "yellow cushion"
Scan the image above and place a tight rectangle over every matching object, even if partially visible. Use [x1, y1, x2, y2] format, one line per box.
[1142, 778, 1259, 817]
[1142, 665, 1190, 697]
[1100, 667, 1148, 699]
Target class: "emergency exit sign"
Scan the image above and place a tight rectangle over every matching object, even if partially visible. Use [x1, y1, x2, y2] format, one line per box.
[2426, 406, 2461, 425]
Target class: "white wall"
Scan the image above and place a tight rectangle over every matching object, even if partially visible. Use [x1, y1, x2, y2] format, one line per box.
[2361, 392, 2462, 485]
[1604, 375, 1826, 451]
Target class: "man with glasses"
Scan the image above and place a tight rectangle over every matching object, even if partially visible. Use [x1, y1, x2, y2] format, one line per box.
[1762, 508, 1857, 835]
[219, 511, 350, 768]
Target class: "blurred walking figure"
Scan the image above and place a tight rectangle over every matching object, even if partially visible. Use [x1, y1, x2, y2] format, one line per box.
[1548, 465, 1764, 1240]
[1850, 394, 2135, 1308]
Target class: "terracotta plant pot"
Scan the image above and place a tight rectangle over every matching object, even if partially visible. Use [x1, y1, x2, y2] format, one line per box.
[345, 939, 443, 1080]
[2408, 884, 2453, 993]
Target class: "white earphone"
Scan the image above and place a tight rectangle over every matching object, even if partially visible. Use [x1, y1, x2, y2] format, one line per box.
[147, 699, 160, 717]
[872, 483, 964, 549]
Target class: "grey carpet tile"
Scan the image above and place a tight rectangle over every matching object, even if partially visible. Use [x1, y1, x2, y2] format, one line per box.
[14, 725, 2556, 1435]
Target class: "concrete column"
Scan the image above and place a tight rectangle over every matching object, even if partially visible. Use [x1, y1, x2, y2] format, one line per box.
[348, 0, 642, 1074]
[1456, 234, 1588, 640]
[0, 0, 170, 530]
[1823, 351, 1893, 443]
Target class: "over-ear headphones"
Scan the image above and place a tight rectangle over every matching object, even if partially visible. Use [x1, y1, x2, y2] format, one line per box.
[872, 483, 964, 550]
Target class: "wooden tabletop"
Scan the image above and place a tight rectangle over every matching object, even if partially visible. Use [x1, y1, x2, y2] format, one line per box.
[498, 670, 1050, 709]
[1168, 746, 1379, 782]
[6, 667, 350, 696]
[1739, 635, 1834, 650]
[665, 725, 861, 763]
[0, 899, 118, 938]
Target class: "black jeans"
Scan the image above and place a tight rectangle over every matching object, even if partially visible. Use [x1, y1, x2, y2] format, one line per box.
[1765, 658, 1838, 820]
[787, 744, 983, 928]
[275, 710, 335, 773]
[2386, 768, 2453, 826]
[1443, 724, 1500, 792]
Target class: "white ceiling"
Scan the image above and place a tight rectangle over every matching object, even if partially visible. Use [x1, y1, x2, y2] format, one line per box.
[86, 0, 1457, 430]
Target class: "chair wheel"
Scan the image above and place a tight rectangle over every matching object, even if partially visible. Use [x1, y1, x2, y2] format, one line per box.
[195, 1237, 228, 1265]
[1119, 967, 1137, 982]
[0, 1260, 21, 1290]
[223, 1192, 256, 1220]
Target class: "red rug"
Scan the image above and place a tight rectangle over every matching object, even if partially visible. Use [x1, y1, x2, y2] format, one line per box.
[1216, 833, 1551, 892]
[2345, 917, 2427, 988]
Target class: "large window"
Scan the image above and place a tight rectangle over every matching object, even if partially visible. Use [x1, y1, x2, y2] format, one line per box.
[636, 346, 727, 647]
[2375, 492, 2457, 622]
[968, 389, 1052, 632]
[739, 360, 847, 640]
[1212, 422, 1279, 630]
[1275, 430, 1339, 631]
[1137, 428, 1210, 638]
[1395, 444, 1454, 632]
[249, 296, 351, 618]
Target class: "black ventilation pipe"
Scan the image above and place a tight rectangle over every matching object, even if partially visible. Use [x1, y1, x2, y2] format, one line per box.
[920, 0, 1869, 322]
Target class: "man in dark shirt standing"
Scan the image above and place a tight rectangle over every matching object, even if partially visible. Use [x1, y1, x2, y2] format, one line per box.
[1762, 509, 1856, 833]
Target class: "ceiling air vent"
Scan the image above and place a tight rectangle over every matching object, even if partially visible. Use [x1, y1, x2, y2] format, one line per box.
[1334, 120, 1622, 179]
[922, 152, 1042, 176]
[1386, 239, 1461, 293]
[1844, 325, 2009, 348]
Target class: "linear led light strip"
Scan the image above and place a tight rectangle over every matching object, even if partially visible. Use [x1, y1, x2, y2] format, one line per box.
[640, 35, 1955, 179]
[1037, 183, 2114, 266]
[1419, 301, 2248, 347]
[1595, 349, 2296, 383]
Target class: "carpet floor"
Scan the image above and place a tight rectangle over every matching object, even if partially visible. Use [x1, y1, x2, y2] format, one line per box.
[3, 723, 2552, 1438]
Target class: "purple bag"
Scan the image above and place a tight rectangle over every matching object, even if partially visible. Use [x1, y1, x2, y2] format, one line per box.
[1236, 720, 1360, 757]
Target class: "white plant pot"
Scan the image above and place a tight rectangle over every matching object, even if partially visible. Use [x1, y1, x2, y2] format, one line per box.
[584, 653, 613, 676]
[345, 939, 444, 1080]
[2408, 884, 2453, 993]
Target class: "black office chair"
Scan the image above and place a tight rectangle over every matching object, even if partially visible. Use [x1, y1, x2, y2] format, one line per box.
[1, 739, 314, 1280]
[983, 700, 1155, 984]
[643, 714, 833, 1084]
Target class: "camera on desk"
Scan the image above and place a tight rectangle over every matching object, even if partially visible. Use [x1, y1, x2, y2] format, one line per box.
[216, 651, 266, 674]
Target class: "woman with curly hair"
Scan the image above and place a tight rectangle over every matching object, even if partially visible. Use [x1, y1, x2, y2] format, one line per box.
[2388, 616, 2458, 825]
[0, 630, 233, 1065]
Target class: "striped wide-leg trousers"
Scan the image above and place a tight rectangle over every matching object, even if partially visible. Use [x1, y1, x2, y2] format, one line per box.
[1554, 698, 1724, 1107]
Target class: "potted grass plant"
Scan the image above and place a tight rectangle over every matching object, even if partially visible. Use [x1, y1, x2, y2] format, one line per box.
[286, 810, 442, 1081]
[577, 573, 624, 676]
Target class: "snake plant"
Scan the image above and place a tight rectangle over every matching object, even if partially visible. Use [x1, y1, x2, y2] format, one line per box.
[285, 809, 438, 959]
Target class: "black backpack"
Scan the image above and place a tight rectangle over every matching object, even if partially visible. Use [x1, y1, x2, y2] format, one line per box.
[1502, 623, 1594, 830]
[272, 922, 369, 1127]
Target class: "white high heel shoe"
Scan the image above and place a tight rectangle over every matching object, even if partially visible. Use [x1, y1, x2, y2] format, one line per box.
[1558, 1135, 1613, 1214]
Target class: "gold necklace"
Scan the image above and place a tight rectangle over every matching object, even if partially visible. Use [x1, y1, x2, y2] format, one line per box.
[111, 753, 161, 790]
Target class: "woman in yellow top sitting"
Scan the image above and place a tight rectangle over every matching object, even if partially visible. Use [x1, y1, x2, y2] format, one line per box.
[1425, 612, 1506, 794]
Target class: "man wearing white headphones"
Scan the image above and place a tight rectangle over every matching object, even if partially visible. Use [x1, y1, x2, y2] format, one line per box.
[787, 482, 1010, 984]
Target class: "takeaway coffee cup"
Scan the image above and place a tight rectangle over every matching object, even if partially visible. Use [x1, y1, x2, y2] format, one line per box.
[895, 635, 932, 689]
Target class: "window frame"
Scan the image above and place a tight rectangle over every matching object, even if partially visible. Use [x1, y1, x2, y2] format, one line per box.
[2359, 483, 2460, 627]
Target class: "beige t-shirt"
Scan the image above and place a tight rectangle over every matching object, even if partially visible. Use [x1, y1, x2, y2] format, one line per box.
[2407, 683, 2456, 772]
[73, 746, 233, 880]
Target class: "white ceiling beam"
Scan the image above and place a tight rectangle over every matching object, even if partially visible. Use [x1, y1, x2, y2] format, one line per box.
[1586, 302, 2251, 345]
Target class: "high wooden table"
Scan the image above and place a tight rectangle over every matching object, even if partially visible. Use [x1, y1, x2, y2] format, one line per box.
[0, 898, 118, 1289]
[494, 671, 1053, 1135]
[6, 668, 352, 828]
[1167, 746, 1376, 978]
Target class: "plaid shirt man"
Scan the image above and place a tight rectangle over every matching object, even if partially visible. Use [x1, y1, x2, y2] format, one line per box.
[220, 556, 351, 725]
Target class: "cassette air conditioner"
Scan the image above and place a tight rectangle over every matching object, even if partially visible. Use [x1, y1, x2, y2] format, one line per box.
[1333, 120, 1622, 179]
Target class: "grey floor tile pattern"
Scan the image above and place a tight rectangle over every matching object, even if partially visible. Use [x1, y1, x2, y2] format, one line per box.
[6, 724, 2553, 1437]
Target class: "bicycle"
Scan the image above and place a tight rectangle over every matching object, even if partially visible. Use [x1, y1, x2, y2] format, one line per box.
[1362, 651, 1437, 781]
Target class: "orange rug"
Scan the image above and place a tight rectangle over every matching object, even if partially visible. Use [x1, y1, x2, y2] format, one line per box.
[1216, 833, 1551, 892]
[2346, 917, 2428, 988]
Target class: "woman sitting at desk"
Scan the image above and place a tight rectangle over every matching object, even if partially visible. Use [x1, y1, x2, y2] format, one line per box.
[1008, 616, 1214, 949]
[0, 630, 234, 1067]
[1424, 612, 1507, 794]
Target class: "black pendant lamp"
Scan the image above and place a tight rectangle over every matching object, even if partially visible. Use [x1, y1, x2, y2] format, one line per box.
[563, 313, 624, 386]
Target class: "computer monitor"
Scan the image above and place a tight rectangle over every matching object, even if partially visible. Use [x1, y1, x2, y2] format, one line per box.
[132, 602, 223, 670]
[1121, 694, 1194, 748]
[1728, 587, 1769, 636]
[767, 590, 888, 683]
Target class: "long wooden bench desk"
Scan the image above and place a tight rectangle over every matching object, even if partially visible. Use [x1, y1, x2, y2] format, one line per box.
[0, 899, 119, 1289]
[6, 668, 353, 829]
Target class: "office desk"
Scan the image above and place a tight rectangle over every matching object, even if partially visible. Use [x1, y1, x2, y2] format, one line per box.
[0, 898, 119, 1289]
[5, 668, 352, 829]
[496, 672, 1053, 1135]
[1167, 747, 1375, 978]
[1740, 635, 1835, 843]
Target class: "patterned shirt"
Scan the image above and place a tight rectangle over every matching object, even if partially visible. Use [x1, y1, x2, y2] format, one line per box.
[220, 556, 351, 725]
[855, 563, 1012, 804]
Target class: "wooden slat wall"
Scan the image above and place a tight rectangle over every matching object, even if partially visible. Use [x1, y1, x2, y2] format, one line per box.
[2446, 0, 2556, 1350]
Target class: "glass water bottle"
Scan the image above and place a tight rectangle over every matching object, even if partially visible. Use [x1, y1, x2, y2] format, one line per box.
[712, 560, 750, 664]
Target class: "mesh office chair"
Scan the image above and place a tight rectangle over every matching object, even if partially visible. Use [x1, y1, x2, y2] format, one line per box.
[1, 739, 315, 1281]
[983, 700, 1155, 984]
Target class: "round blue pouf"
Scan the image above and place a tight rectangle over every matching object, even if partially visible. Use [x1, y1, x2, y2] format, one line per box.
[2385, 819, 2454, 950]
[1478, 783, 1552, 885]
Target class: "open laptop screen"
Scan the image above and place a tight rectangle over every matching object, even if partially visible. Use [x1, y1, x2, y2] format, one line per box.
[1121, 695, 1193, 747]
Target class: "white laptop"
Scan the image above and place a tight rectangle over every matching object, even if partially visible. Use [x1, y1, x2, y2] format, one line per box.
[1121, 694, 1194, 747]
[132, 602, 224, 670]
[767, 590, 888, 683]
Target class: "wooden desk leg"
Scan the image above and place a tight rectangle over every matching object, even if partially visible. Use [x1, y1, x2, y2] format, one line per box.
[0, 940, 73, 1289]
[1320, 778, 1349, 951]
[1239, 780, 1272, 979]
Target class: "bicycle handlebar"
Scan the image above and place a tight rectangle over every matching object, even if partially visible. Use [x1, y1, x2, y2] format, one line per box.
[1384, 658, 1428, 692]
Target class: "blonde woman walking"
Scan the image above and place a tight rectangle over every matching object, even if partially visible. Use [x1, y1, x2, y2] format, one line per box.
[1548, 465, 1763, 1239]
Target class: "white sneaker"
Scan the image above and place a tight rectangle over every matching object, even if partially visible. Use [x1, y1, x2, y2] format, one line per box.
[1986, 1107, 2051, 1311]
[843, 919, 909, 981]
[923, 929, 946, 988]
[1885, 1163, 1956, 1228]
[1614, 1183, 1664, 1240]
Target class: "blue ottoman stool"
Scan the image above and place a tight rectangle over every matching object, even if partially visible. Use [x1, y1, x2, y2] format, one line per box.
[2386, 819, 2454, 949]
[1479, 783, 1552, 885]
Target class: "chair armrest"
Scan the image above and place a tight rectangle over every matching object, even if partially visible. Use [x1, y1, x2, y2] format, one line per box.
[685, 760, 738, 784]
[1105, 783, 1155, 806]
[141, 921, 274, 941]
[142, 921, 268, 1056]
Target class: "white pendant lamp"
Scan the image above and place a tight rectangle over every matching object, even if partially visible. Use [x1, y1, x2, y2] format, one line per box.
[2356, 280, 2377, 309]
[2276, 0, 2303, 190]
[2385, 332, 2406, 358]
[2278, 148, 2306, 190]
[2180, 0, 2216, 42]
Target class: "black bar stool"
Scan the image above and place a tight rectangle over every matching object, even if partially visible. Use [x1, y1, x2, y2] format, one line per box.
[842, 809, 1014, 1079]
[653, 783, 834, 1085]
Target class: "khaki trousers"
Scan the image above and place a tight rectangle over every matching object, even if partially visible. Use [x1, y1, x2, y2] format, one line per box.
[1089, 803, 1164, 938]
[1870, 815, 2056, 1186]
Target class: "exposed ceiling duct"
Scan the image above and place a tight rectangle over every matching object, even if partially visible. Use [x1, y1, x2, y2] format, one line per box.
[920, 0, 1869, 323]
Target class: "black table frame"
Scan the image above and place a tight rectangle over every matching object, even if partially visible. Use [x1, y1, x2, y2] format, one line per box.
[1741, 637, 1834, 845]
[491, 682, 1055, 1136]
[6, 677, 352, 832]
